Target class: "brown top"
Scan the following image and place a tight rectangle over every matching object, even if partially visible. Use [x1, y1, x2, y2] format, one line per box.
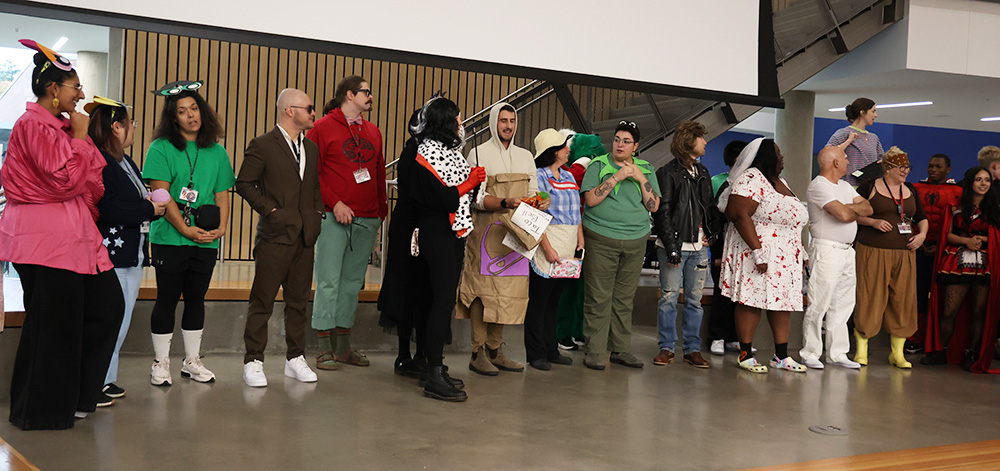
[856, 179, 926, 250]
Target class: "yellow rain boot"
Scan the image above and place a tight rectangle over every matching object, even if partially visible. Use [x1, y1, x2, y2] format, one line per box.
[853, 330, 868, 366]
[889, 336, 912, 369]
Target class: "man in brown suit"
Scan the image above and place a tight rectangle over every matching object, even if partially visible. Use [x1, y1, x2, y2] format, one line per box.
[237, 88, 324, 387]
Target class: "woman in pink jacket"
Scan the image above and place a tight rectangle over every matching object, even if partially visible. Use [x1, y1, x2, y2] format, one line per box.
[0, 40, 124, 430]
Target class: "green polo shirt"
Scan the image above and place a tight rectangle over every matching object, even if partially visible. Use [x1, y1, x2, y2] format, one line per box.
[580, 154, 660, 240]
[141, 138, 236, 249]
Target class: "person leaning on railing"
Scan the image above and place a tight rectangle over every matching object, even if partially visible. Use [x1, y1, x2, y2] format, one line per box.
[578, 121, 660, 371]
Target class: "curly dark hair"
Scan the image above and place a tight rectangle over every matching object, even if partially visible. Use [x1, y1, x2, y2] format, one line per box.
[959, 166, 1000, 228]
[153, 90, 225, 150]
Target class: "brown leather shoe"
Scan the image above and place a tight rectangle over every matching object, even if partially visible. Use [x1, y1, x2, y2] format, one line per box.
[684, 351, 710, 369]
[653, 349, 675, 366]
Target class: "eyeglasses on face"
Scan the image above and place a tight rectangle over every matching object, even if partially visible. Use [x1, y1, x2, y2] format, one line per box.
[58, 82, 83, 91]
[354, 89, 372, 97]
[289, 105, 316, 113]
[613, 137, 635, 146]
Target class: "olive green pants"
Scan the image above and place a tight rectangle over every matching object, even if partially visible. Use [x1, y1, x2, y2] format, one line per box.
[582, 228, 648, 355]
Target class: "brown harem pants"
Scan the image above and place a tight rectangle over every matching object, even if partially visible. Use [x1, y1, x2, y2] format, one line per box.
[854, 243, 918, 339]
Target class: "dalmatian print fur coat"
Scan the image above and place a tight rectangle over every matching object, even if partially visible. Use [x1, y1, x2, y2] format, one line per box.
[417, 139, 479, 236]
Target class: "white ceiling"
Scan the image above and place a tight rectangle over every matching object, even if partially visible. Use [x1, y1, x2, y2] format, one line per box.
[0, 12, 109, 54]
[798, 67, 1000, 132]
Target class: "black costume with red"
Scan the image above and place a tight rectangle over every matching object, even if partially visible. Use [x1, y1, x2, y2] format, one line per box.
[924, 205, 1000, 373]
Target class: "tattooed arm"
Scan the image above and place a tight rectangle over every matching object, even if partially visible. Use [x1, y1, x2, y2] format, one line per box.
[636, 171, 660, 213]
[584, 176, 619, 207]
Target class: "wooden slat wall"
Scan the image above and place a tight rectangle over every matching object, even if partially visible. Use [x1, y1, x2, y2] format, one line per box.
[119, 29, 573, 261]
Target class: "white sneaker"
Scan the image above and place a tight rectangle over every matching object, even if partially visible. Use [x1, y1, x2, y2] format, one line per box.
[243, 360, 268, 387]
[74, 411, 88, 419]
[151, 359, 172, 386]
[802, 358, 825, 369]
[285, 355, 318, 383]
[181, 356, 216, 383]
[830, 358, 862, 369]
[710, 340, 725, 356]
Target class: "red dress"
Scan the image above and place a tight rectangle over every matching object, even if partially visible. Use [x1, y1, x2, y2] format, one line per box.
[936, 208, 990, 284]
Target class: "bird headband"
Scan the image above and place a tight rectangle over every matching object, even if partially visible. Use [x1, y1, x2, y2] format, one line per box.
[84, 96, 132, 119]
[151, 80, 203, 96]
[20, 38, 73, 84]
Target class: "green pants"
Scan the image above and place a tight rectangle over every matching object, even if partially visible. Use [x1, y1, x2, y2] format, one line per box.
[555, 278, 585, 341]
[312, 216, 380, 331]
[582, 228, 647, 355]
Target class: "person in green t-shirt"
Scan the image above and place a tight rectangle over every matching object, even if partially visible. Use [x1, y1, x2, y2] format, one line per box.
[578, 121, 660, 370]
[141, 81, 235, 387]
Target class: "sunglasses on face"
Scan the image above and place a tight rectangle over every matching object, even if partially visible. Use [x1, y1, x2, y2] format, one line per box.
[354, 89, 372, 97]
[289, 105, 316, 113]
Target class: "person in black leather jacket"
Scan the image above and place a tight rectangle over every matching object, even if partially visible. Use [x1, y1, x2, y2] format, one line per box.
[650, 120, 721, 368]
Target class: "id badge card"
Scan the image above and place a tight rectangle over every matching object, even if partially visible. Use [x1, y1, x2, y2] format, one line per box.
[353, 168, 371, 184]
[179, 186, 199, 203]
[140, 221, 151, 234]
[897, 222, 912, 234]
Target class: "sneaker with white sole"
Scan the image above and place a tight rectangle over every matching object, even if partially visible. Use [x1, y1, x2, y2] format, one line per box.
[770, 355, 807, 373]
[151, 359, 172, 386]
[181, 356, 216, 383]
[96, 393, 115, 408]
[284, 355, 318, 383]
[829, 358, 862, 369]
[710, 340, 725, 356]
[243, 360, 267, 387]
[801, 358, 825, 369]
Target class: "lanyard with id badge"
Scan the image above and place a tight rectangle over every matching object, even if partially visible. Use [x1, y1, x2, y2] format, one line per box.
[884, 177, 913, 235]
[180, 147, 200, 226]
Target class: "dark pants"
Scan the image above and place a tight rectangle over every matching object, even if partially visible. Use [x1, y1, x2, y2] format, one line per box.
[709, 258, 736, 342]
[524, 271, 567, 363]
[9, 264, 124, 430]
[423, 232, 465, 368]
[910, 248, 935, 345]
[555, 278, 584, 341]
[244, 234, 314, 363]
[150, 244, 216, 334]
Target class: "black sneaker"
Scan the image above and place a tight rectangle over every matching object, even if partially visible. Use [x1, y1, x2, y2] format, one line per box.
[904, 341, 923, 354]
[96, 393, 115, 408]
[557, 338, 578, 351]
[102, 383, 126, 398]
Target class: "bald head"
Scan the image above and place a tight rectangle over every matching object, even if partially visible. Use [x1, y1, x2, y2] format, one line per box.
[276, 88, 315, 134]
[817, 146, 848, 181]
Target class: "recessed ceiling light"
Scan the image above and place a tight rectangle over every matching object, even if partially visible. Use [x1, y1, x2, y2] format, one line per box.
[828, 101, 933, 112]
[52, 36, 68, 51]
[981, 117, 1000, 122]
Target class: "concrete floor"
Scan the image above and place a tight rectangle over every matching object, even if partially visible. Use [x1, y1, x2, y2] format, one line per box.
[1, 325, 999, 471]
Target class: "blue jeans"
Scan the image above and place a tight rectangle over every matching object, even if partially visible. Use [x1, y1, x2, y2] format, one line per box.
[656, 246, 708, 352]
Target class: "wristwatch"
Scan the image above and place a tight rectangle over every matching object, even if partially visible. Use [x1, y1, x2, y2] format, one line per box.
[500, 198, 509, 209]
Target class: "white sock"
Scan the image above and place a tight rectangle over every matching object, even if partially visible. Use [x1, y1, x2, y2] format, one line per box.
[151, 333, 172, 362]
[181, 329, 203, 361]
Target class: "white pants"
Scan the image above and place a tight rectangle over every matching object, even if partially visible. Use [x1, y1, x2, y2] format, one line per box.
[799, 239, 856, 363]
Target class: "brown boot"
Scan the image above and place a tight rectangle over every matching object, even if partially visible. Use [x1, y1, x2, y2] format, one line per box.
[469, 347, 499, 376]
[487, 344, 524, 372]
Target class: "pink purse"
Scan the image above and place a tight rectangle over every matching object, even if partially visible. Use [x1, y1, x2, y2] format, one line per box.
[549, 250, 584, 278]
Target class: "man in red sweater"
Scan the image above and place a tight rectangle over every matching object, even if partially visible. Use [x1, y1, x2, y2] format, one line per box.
[909, 153, 961, 353]
[307, 75, 387, 370]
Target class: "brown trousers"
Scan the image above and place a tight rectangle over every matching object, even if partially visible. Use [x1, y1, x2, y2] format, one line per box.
[469, 298, 505, 351]
[244, 234, 314, 363]
[854, 243, 917, 339]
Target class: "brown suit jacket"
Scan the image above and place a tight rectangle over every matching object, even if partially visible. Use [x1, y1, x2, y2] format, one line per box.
[236, 126, 324, 246]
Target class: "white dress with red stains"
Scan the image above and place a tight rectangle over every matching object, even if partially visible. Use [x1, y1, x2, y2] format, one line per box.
[720, 168, 808, 311]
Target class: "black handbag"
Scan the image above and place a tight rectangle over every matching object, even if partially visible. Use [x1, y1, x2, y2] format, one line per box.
[192, 204, 221, 230]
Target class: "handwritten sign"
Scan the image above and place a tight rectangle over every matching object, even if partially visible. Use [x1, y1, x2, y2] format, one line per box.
[501, 232, 539, 259]
[510, 203, 552, 240]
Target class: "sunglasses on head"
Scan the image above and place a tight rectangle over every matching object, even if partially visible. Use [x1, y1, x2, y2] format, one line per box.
[619, 120, 636, 128]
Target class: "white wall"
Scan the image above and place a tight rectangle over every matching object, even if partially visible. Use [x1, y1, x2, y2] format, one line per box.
[907, 0, 1000, 78]
[30, 0, 761, 96]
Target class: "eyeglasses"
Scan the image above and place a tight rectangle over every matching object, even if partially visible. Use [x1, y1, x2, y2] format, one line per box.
[58, 82, 83, 91]
[619, 120, 636, 128]
[613, 137, 635, 146]
[354, 89, 372, 97]
[289, 105, 316, 113]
